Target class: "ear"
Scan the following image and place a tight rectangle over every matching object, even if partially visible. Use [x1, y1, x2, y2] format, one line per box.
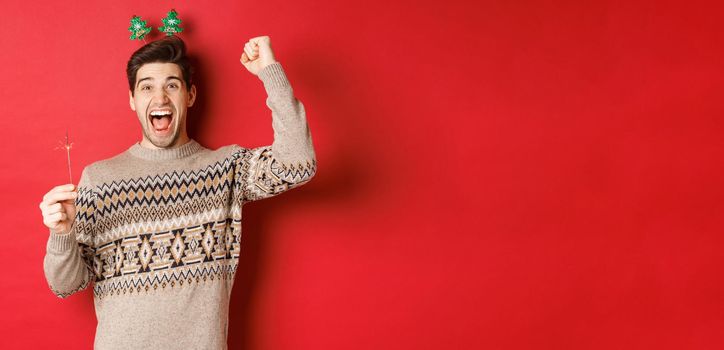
[128, 90, 136, 112]
[187, 84, 197, 107]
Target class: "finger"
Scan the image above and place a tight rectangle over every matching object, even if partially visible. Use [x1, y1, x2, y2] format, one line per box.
[245, 42, 259, 56]
[50, 184, 75, 194]
[45, 191, 78, 204]
[241, 52, 249, 64]
[43, 194, 77, 207]
[246, 49, 257, 61]
[44, 214, 66, 228]
[244, 45, 255, 59]
[43, 185, 75, 201]
[48, 212, 65, 222]
[249, 36, 270, 46]
[44, 203, 63, 215]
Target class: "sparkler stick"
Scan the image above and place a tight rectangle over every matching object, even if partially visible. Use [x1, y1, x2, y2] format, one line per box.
[56, 130, 74, 185]
[65, 131, 73, 184]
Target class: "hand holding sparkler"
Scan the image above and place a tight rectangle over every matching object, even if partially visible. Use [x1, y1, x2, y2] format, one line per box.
[39, 184, 78, 235]
[40, 131, 77, 235]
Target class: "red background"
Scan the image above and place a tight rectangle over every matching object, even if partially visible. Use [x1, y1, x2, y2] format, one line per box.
[1, 0, 723, 349]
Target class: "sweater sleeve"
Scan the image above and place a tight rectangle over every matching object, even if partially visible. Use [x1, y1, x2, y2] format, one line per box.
[42, 167, 99, 298]
[233, 62, 317, 202]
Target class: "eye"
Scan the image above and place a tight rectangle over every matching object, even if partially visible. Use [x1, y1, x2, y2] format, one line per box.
[167, 83, 179, 89]
[140, 85, 151, 91]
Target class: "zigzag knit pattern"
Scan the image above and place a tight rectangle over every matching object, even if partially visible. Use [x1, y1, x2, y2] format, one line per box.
[71, 145, 316, 300]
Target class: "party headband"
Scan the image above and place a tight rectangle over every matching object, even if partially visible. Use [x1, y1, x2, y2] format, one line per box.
[129, 9, 184, 41]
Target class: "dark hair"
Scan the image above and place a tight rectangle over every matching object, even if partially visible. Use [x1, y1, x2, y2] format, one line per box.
[126, 36, 193, 95]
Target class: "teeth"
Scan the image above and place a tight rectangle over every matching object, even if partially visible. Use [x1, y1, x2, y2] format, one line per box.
[150, 111, 172, 116]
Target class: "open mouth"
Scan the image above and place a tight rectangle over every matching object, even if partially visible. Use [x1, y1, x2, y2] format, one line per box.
[148, 109, 174, 135]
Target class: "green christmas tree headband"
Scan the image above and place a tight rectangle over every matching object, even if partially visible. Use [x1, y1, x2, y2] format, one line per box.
[129, 9, 184, 41]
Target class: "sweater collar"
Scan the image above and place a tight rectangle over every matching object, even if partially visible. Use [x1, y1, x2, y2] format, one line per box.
[128, 139, 203, 161]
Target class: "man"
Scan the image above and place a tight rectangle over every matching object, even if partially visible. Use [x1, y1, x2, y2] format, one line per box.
[39, 35, 317, 349]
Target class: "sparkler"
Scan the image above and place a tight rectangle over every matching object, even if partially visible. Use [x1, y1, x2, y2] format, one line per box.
[55, 130, 74, 185]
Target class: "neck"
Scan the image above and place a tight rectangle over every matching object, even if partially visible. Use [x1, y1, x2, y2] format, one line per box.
[128, 138, 203, 161]
[140, 133, 190, 150]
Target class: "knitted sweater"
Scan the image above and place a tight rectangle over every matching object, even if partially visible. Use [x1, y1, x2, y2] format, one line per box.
[42, 62, 316, 349]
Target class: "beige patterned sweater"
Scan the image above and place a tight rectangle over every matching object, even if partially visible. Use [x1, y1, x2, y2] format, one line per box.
[42, 62, 317, 349]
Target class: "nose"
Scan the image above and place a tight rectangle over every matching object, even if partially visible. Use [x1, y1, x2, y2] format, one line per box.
[152, 89, 170, 104]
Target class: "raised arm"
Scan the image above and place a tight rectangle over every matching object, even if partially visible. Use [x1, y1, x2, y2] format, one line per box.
[235, 36, 317, 202]
[41, 167, 99, 298]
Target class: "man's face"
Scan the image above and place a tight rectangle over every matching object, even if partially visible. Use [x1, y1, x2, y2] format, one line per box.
[129, 62, 196, 149]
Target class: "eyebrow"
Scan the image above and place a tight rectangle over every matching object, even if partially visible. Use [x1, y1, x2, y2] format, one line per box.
[136, 76, 183, 88]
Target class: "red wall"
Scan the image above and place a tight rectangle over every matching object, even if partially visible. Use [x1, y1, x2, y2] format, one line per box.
[2, 1, 723, 349]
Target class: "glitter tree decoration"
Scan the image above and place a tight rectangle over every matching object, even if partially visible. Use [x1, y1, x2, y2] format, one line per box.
[158, 9, 183, 36]
[128, 15, 151, 41]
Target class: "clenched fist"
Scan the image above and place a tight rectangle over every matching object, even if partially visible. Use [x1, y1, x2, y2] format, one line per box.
[39, 184, 78, 235]
[240, 35, 278, 76]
